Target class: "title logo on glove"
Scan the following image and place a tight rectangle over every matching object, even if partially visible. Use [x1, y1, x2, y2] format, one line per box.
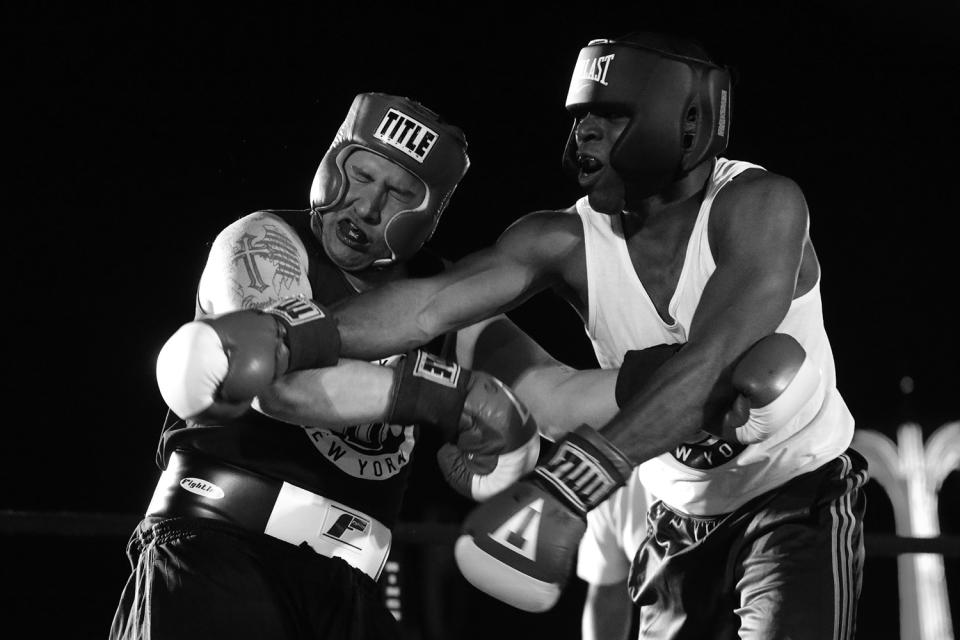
[488, 497, 544, 561]
[536, 441, 617, 513]
[375, 109, 438, 163]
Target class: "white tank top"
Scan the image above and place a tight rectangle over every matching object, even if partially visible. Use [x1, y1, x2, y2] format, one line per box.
[577, 157, 855, 516]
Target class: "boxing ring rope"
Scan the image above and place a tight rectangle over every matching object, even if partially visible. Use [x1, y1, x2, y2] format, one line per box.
[1, 509, 957, 556]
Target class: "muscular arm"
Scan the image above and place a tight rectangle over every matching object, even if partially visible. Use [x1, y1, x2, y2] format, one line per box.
[198, 211, 397, 428]
[455, 314, 619, 441]
[255, 360, 396, 427]
[220, 210, 616, 432]
[331, 211, 580, 360]
[602, 173, 810, 463]
[197, 211, 313, 314]
[206, 210, 608, 431]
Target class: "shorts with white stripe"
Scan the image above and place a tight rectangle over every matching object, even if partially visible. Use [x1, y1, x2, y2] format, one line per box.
[628, 449, 867, 640]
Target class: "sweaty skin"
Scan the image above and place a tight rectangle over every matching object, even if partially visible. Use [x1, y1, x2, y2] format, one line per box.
[331, 111, 821, 465]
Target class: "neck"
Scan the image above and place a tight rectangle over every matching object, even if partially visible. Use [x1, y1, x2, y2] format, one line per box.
[340, 262, 407, 293]
[623, 161, 713, 217]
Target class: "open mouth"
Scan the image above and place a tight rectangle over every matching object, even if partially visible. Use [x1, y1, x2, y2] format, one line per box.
[577, 153, 603, 176]
[576, 153, 605, 189]
[336, 218, 369, 249]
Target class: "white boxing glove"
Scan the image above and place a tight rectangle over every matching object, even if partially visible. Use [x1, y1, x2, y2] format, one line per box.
[156, 298, 338, 424]
[156, 321, 232, 421]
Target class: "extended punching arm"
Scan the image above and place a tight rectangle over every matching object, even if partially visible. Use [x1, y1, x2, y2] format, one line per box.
[156, 297, 340, 424]
[386, 350, 540, 501]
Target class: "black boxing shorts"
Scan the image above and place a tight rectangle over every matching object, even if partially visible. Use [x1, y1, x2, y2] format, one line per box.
[628, 448, 867, 640]
[109, 516, 402, 640]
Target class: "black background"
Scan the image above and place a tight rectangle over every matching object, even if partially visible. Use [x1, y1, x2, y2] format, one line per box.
[4, 1, 958, 638]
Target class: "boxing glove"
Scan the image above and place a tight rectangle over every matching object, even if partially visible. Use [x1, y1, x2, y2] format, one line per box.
[614, 343, 683, 407]
[436, 434, 541, 502]
[156, 297, 340, 424]
[719, 333, 822, 444]
[387, 350, 540, 499]
[454, 425, 632, 612]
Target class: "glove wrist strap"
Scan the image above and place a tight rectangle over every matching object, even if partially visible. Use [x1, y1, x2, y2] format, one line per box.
[262, 297, 340, 371]
[534, 424, 633, 515]
[387, 350, 470, 441]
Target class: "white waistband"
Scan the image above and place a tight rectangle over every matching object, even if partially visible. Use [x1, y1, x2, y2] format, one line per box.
[264, 482, 392, 581]
[148, 463, 392, 581]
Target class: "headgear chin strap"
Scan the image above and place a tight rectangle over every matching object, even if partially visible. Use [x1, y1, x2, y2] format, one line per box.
[563, 38, 732, 203]
[310, 93, 470, 266]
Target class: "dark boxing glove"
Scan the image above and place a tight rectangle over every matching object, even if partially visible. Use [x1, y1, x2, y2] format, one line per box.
[156, 297, 340, 424]
[387, 350, 540, 500]
[613, 337, 822, 445]
[614, 343, 683, 407]
[435, 435, 540, 502]
[718, 333, 822, 444]
[454, 425, 632, 612]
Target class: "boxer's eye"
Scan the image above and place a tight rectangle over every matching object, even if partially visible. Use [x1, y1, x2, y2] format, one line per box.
[350, 169, 374, 183]
[389, 187, 417, 203]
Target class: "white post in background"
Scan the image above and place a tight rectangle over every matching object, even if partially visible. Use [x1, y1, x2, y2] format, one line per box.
[853, 420, 959, 640]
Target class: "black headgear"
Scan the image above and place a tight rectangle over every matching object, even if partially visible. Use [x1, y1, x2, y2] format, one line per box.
[563, 36, 732, 201]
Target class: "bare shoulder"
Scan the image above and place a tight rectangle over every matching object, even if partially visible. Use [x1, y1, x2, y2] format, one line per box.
[215, 210, 303, 246]
[200, 210, 312, 313]
[710, 169, 809, 243]
[714, 169, 805, 218]
[497, 206, 585, 263]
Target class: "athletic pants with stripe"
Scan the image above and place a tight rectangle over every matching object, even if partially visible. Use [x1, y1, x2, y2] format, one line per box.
[628, 449, 867, 640]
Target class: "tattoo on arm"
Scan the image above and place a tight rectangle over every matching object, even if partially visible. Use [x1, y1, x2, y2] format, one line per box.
[229, 224, 304, 305]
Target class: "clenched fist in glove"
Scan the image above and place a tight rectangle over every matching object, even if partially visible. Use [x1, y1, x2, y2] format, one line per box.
[387, 350, 540, 501]
[718, 333, 822, 444]
[613, 335, 822, 445]
[454, 425, 632, 612]
[156, 297, 341, 424]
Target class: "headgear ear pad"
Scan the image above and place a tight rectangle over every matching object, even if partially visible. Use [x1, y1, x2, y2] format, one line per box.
[310, 93, 470, 265]
[563, 38, 732, 201]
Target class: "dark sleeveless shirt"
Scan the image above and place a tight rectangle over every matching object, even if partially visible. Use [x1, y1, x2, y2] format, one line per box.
[158, 209, 454, 528]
